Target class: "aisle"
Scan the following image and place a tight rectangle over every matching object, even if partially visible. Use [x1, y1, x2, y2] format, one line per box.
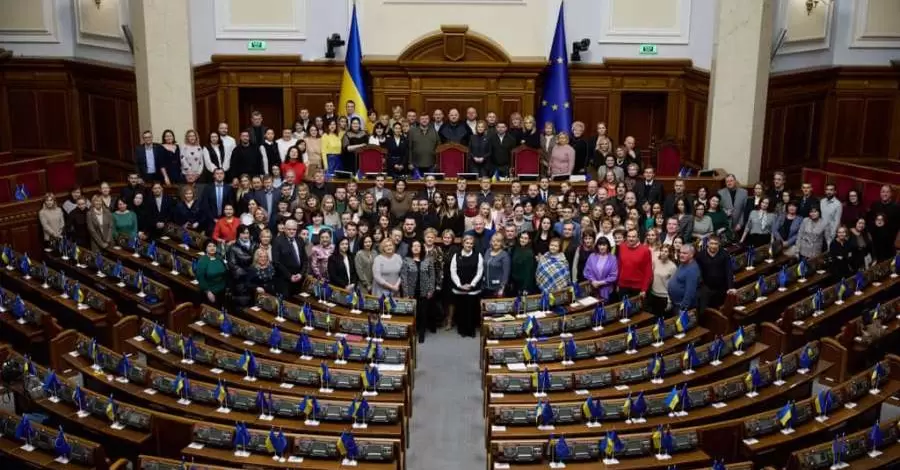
[407, 330, 485, 469]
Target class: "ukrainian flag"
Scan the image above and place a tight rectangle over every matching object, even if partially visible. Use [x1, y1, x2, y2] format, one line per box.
[339, 3, 368, 128]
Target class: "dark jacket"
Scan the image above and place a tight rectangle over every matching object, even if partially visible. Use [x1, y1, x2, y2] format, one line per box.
[636, 179, 665, 206]
[134, 144, 163, 180]
[468, 133, 490, 162]
[200, 183, 235, 227]
[694, 248, 733, 292]
[327, 252, 358, 288]
[488, 133, 517, 167]
[828, 239, 857, 279]
[439, 122, 472, 146]
[173, 200, 206, 228]
[230, 143, 258, 178]
[66, 207, 90, 247]
[272, 234, 308, 278]
[384, 135, 410, 170]
[120, 184, 146, 210]
[227, 240, 256, 281]
[251, 188, 279, 223]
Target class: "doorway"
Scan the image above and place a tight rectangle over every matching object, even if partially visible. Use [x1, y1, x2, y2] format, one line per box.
[238, 88, 284, 131]
[619, 92, 668, 158]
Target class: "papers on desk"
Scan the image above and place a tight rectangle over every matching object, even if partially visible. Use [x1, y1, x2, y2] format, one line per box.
[494, 463, 512, 470]
[574, 296, 598, 307]
[485, 339, 499, 345]
[734, 306, 746, 312]
[712, 402, 727, 409]
[506, 363, 527, 371]
[742, 438, 758, 445]
[376, 363, 405, 372]
[210, 368, 223, 374]
[143, 388, 157, 395]
[490, 393, 505, 399]
[288, 456, 304, 463]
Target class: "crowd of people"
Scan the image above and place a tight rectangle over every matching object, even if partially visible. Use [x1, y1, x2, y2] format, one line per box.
[36, 104, 900, 343]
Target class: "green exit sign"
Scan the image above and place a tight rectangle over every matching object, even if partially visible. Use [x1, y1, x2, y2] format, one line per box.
[247, 40, 267, 51]
[639, 44, 658, 55]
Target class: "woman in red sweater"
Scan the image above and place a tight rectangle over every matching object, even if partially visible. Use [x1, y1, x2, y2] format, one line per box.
[616, 228, 653, 299]
[212, 204, 241, 244]
[280, 145, 307, 182]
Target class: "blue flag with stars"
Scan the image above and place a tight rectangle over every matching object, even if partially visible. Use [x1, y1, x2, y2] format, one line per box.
[538, 2, 572, 134]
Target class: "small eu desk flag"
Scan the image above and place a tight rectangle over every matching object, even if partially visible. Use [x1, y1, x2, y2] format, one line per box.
[340, 3, 368, 128]
[538, 2, 573, 134]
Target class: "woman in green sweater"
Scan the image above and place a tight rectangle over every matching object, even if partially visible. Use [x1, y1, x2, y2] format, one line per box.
[196, 240, 228, 306]
[706, 194, 733, 243]
[510, 232, 537, 294]
[111, 199, 137, 241]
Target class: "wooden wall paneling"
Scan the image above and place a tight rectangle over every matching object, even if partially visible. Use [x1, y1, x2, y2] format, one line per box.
[831, 97, 865, 156]
[826, 68, 900, 159]
[6, 89, 40, 149]
[682, 96, 707, 169]
[0, 201, 44, 256]
[861, 98, 893, 156]
[36, 90, 70, 149]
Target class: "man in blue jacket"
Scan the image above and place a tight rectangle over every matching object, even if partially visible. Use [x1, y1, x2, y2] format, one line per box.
[667, 244, 701, 312]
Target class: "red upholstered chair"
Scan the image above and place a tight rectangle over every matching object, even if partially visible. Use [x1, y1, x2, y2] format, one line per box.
[46, 159, 76, 193]
[512, 145, 540, 176]
[834, 174, 857, 200]
[355, 145, 387, 175]
[802, 168, 827, 195]
[655, 140, 681, 177]
[436, 143, 468, 177]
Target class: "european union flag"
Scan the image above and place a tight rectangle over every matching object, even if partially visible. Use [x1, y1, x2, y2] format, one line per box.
[778, 266, 788, 289]
[42, 370, 60, 394]
[709, 335, 725, 362]
[799, 343, 815, 370]
[268, 325, 282, 350]
[538, 2, 572, 134]
[592, 304, 607, 326]
[522, 316, 540, 337]
[552, 434, 570, 461]
[632, 391, 647, 417]
[14, 184, 29, 201]
[869, 420, 883, 449]
[814, 389, 832, 415]
[536, 399, 555, 426]
[300, 395, 320, 418]
[15, 414, 32, 441]
[256, 390, 268, 414]
[12, 295, 26, 320]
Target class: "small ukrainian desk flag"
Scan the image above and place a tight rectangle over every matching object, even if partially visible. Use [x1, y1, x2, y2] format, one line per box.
[538, 2, 573, 134]
[340, 3, 368, 128]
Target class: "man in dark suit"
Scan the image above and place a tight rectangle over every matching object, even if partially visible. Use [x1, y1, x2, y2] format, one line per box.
[416, 174, 440, 202]
[487, 122, 517, 177]
[438, 108, 472, 145]
[245, 111, 269, 147]
[663, 178, 692, 218]
[146, 181, 175, 238]
[272, 220, 308, 295]
[638, 166, 665, 206]
[796, 183, 819, 218]
[251, 175, 278, 223]
[200, 168, 235, 231]
[134, 130, 163, 182]
[120, 173, 146, 210]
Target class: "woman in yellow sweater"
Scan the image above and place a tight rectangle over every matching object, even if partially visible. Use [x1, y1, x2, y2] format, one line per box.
[321, 119, 343, 176]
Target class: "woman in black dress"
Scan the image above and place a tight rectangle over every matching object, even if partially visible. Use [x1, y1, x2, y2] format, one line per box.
[327, 238, 358, 289]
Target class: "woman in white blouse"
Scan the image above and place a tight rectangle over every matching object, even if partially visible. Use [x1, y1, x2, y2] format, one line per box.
[203, 132, 230, 179]
[180, 129, 204, 181]
[276, 129, 297, 164]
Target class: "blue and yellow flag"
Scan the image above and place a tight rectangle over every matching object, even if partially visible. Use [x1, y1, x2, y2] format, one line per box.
[777, 401, 793, 428]
[775, 354, 784, 381]
[214, 379, 227, 406]
[814, 389, 831, 415]
[339, 4, 368, 128]
[664, 386, 680, 411]
[105, 394, 117, 422]
[538, 2, 572, 133]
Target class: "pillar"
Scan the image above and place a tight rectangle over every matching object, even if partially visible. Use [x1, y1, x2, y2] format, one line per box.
[129, 0, 194, 138]
[705, 0, 775, 183]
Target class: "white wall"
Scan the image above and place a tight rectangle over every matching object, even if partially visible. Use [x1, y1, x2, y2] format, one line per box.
[0, 0, 898, 71]
[771, 0, 900, 72]
[188, 0, 348, 65]
[0, 0, 74, 57]
[566, 0, 715, 69]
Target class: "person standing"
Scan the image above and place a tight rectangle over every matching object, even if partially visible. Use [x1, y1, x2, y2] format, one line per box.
[196, 241, 228, 307]
[408, 114, 440, 174]
[38, 194, 65, 249]
[583, 237, 618, 303]
[667, 244, 701, 311]
[450, 234, 484, 337]
[487, 122, 516, 177]
[372, 239, 403, 298]
[401, 240, 437, 342]
[86, 195, 113, 251]
[649, 244, 677, 317]
[616, 229, 652, 299]
[510, 232, 536, 295]
[717, 174, 748, 235]
[272, 220, 308, 296]
[354, 235, 377, 294]
[481, 233, 511, 297]
[819, 184, 842, 246]
[694, 234, 735, 312]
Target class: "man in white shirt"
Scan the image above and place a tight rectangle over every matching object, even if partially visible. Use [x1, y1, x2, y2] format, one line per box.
[819, 183, 843, 245]
[276, 129, 297, 162]
[217, 122, 236, 165]
[432, 109, 445, 134]
[465, 107, 478, 134]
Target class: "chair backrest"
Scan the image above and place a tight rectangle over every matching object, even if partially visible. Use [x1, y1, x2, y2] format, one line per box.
[833, 174, 856, 199]
[655, 140, 682, 177]
[512, 145, 540, 176]
[861, 180, 884, 208]
[355, 145, 387, 174]
[437, 143, 468, 177]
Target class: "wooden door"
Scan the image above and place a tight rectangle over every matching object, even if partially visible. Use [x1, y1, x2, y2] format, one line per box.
[238, 88, 284, 132]
[619, 92, 667, 154]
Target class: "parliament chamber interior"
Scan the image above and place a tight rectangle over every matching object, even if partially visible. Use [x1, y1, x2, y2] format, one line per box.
[0, 0, 899, 469]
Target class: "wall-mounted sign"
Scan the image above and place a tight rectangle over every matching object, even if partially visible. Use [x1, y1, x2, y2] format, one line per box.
[639, 44, 658, 55]
[247, 40, 267, 51]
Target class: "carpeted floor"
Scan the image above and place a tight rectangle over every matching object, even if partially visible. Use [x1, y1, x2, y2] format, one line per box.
[407, 330, 485, 469]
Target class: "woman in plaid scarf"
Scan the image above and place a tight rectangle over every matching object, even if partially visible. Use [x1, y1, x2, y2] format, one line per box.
[535, 238, 571, 293]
